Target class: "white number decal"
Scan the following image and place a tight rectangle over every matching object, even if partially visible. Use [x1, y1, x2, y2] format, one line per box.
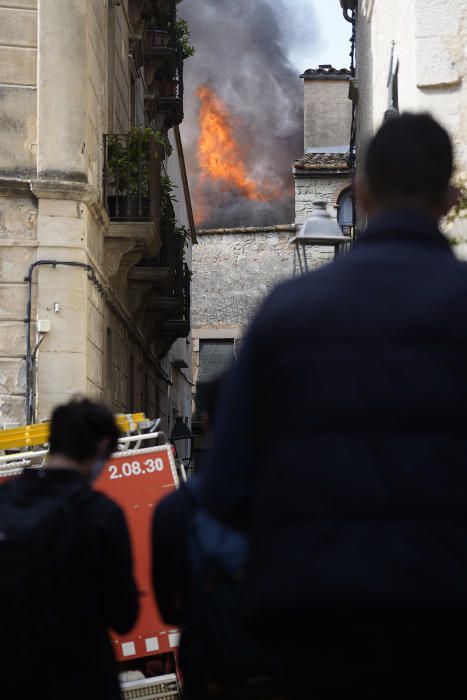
[109, 464, 118, 479]
[122, 462, 132, 477]
[155, 458, 164, 472]
[144, 457, 164, 472]
[144, 458, 156, 473]
[109, 456, 166, 479]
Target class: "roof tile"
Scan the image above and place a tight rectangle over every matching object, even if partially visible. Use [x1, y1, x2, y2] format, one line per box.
[294, 152, 351, 171]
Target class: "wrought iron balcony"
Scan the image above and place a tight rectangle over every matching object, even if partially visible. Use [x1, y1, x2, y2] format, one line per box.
[133, 199, 190, 349]
[144, 25, 177, 59]
[153, 51, 184, 127]
[103, 131, 161, 222]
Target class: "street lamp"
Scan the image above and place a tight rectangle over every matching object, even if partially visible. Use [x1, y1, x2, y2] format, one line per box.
[170, 416, 193, 469]
[290, 201, 350, 276]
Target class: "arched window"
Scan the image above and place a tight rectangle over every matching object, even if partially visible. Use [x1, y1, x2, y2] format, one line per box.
[337, 187, 354, 236]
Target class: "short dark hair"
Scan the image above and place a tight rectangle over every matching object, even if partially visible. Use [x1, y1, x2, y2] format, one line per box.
[365, 113, 453, 207]
[49, 398, 120, 462]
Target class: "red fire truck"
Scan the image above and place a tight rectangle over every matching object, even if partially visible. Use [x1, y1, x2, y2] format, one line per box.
[0, 413, 183, 700]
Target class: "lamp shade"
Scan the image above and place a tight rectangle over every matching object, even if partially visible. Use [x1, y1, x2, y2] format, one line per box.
[290, 201, 349, 275]
[170, 416, 192, 442]
[291, 201, 346, 245]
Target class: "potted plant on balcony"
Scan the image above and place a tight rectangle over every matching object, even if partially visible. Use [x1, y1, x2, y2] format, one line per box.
[106, 127, 164, 219]
[175, 19, 195, 60]
[145, 6, 171, 48]
[154, 63, 179, 98]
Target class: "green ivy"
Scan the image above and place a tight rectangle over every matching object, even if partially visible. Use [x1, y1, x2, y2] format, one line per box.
[175, 19, 195, 60]
[161, 173, 192, 248]
[446, 175, 467, 225]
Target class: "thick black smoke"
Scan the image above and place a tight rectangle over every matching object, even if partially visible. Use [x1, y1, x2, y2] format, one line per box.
[180, 0, 313, 228]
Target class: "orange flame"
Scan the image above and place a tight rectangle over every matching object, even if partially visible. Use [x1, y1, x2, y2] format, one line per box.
[195, 85, 278, 225]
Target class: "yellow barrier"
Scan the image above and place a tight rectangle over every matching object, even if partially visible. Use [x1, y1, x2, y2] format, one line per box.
[0, 412, 148, 452]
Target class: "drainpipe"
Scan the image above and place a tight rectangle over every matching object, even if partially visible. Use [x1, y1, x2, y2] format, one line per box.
[340, 0, 356, 23]
[24, 260, 92, 424]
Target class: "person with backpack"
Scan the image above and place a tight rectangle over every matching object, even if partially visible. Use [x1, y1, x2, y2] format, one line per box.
[152, 375, 283, 700]
[0, 398, 139, 700]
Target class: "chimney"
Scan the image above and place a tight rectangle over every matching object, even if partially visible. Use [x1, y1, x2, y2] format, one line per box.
[300, 65, 352, 154]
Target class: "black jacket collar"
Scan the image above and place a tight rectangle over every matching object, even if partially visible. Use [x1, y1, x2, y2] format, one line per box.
[357, 209, 452, 252]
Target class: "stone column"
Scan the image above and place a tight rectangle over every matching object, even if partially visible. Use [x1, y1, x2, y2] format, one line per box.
[37, 0, 88, 182]
[34, 0, 91, 419]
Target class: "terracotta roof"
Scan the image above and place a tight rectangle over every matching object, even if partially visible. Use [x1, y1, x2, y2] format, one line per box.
[294, 153, 351, 171]
[301, 65, 351, 80]
[196, 224, 297, 235]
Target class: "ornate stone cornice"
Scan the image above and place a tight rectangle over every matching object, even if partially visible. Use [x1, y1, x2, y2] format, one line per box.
[104, 220, 161, 294]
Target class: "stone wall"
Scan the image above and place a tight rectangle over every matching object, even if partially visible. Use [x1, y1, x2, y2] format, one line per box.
[191, 224, 338, 425]
[0, 0, 37, 179]
[192, 226, 296, 331]
[304, 78, 352, 151]
[295, 175, 351, 225]
[357, 0, 467, 167]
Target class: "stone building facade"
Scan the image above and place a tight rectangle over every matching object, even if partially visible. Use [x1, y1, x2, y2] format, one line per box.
[0, 0, 195, 434]
[341, 0, 467, 239]
[190, 64, 355, 433]
[294, 65, 353, 232]
[190, 224, 295, 462]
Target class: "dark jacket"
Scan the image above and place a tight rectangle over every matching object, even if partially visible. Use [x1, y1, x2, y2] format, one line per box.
[152, 484, 194, 626]
[152, 485, 206, 698]
[0, 468, 139, 700]
[201, 211, 467, 683]
[152, 482, 283, 700]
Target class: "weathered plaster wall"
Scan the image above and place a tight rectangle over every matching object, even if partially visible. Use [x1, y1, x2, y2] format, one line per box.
[304, 79, 352, 150]
[357, 0, 467, 166]
[192, 228, 295, 331]
[0, 192, 37, 422]
[0, 0, 37, 178]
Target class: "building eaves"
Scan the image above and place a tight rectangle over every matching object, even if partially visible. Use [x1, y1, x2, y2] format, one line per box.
[294, 153, 351, 172]
[301, 64, 351, 80]
[196, 224, 297, 236]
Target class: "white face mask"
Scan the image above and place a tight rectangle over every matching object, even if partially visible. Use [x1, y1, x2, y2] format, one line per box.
[89, 458, 107, 483]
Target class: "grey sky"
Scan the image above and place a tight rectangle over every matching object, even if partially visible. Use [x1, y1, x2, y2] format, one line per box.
[286, 0, 352, 74]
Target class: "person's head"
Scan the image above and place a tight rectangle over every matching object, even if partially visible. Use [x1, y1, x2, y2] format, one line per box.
[358, 113, 457, 220]
[48, 398, 120, 480]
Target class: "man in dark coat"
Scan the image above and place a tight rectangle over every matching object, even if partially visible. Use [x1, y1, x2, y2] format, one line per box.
[0, 399, 139, 700]
[201, 114, 467, 698]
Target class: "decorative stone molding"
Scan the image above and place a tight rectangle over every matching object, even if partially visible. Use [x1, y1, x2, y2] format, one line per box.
[30, 179, 96, 203]
[0, 177, 33, 197]
[128, 266, 172, 325]
[128, 277, 155, 322]
[104, 237, 137, 280]
[29, 179, 110, 230]
[104, 220, 161, 293]
[196, 224, 297, 236]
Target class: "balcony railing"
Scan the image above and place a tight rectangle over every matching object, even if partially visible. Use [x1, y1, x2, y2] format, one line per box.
[154, 51, 184, 125]
[103, 132, 161, 222]
[144, 26, 177, 55]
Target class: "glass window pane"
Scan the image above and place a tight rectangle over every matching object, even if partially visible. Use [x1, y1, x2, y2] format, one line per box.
[198, 340, 235, 383]
[196, 340, 234, 419]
